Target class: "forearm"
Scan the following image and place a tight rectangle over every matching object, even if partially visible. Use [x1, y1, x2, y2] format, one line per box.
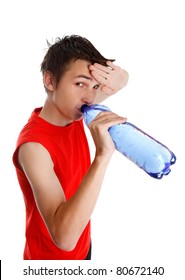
[94, 90, 110, 103]
[50, 111, 125, 251]
[52, 154, 111, 251]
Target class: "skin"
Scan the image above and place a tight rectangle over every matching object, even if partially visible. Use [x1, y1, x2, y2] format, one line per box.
[18, 59, 128, 251]
[90, 61, 129, 96]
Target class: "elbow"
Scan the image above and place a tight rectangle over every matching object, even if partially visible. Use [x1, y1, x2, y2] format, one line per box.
[49, 204, 80, 252]
[54, 237, 77, 252]
[51, 229, 78, 252]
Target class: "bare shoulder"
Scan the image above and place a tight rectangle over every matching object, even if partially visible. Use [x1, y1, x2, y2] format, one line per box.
[19, 141, 51, 158]
[18, 141, 56, 195]
[18, 142, 53, 169]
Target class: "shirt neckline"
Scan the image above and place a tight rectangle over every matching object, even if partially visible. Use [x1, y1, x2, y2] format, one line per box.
[31, 107, 77, 132]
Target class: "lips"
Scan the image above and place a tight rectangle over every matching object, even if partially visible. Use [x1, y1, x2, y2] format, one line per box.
[80, 104, 88, 113]
[76, 107, 83, 116]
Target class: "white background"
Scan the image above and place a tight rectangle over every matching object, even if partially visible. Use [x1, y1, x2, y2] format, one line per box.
[0, 0, 184, 279]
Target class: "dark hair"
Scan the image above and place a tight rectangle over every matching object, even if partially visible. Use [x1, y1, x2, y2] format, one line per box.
[41, 35, 115, 86]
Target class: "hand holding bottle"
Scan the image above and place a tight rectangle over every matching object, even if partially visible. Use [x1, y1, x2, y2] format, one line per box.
[81, 104, 176, 179]
[88, 111, 127, 159]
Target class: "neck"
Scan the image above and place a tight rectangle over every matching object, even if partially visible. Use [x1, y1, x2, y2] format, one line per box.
[39, 98, 73, 127]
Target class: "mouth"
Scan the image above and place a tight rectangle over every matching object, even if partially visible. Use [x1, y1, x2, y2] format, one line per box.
[80, 104, 88, 113]
[76, 107, 84, 116]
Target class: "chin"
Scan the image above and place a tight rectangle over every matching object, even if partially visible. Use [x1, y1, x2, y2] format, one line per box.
[75, 114, 83, 121]
[73, 109, 83, 121]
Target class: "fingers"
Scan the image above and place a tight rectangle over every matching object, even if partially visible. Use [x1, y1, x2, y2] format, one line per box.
[89, 111, 127, 129]
[89, 62, 114, 85]
[90, 70, 109, 84]
[89, 62, 113, 74]
[106, 61, 116, 69]
[89, 111, 127, 157]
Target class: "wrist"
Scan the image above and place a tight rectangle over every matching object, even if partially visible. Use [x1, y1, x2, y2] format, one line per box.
[94, 151, 113, 165]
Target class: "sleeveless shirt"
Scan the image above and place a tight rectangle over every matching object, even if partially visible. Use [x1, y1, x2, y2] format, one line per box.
[13, 107, 91, 259]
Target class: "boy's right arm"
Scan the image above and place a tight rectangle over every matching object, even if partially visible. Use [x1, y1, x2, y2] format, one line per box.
[18, 111, 126, 251]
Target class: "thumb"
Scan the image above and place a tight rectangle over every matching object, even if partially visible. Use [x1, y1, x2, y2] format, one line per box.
[100, 85, 114, 95]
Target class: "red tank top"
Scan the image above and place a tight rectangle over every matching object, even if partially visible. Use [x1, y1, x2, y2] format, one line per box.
[12, 107, 91, 260]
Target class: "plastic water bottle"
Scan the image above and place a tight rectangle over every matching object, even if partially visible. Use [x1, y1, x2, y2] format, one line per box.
[81, 104, 176, 179]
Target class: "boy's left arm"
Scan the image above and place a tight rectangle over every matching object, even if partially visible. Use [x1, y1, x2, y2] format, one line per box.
[89, 61, 129, 103]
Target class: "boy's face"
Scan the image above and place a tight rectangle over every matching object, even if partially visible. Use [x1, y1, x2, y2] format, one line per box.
[49, 59, 100, 125]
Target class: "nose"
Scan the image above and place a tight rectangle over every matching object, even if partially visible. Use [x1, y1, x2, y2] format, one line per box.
[82, 89, 95, 105]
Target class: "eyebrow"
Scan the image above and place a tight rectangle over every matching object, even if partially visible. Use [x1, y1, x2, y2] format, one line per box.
[74, 74, 93, 80]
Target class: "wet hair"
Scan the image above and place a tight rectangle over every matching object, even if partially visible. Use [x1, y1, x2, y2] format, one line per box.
[40, 35, 115, 86]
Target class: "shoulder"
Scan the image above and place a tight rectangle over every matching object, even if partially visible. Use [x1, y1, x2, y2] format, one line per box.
[19, 141, 48, 153]
[19, 141, 51, 159]
[18, 142, 53, 171]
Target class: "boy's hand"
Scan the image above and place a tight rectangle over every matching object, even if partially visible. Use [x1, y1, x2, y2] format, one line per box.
[89, 61, 129, 95]
[89, 111, 127, 159]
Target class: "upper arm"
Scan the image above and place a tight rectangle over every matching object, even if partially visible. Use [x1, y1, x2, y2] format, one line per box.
[18, 142, 66, 234]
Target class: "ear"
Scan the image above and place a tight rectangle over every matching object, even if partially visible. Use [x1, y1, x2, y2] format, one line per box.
[43, 71, 55, 92]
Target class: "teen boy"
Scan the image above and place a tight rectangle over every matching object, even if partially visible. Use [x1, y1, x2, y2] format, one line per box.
[13, 35, 128, 259]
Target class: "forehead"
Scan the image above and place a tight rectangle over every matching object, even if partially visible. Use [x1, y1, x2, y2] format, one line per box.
[65, 59, 91, 76]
